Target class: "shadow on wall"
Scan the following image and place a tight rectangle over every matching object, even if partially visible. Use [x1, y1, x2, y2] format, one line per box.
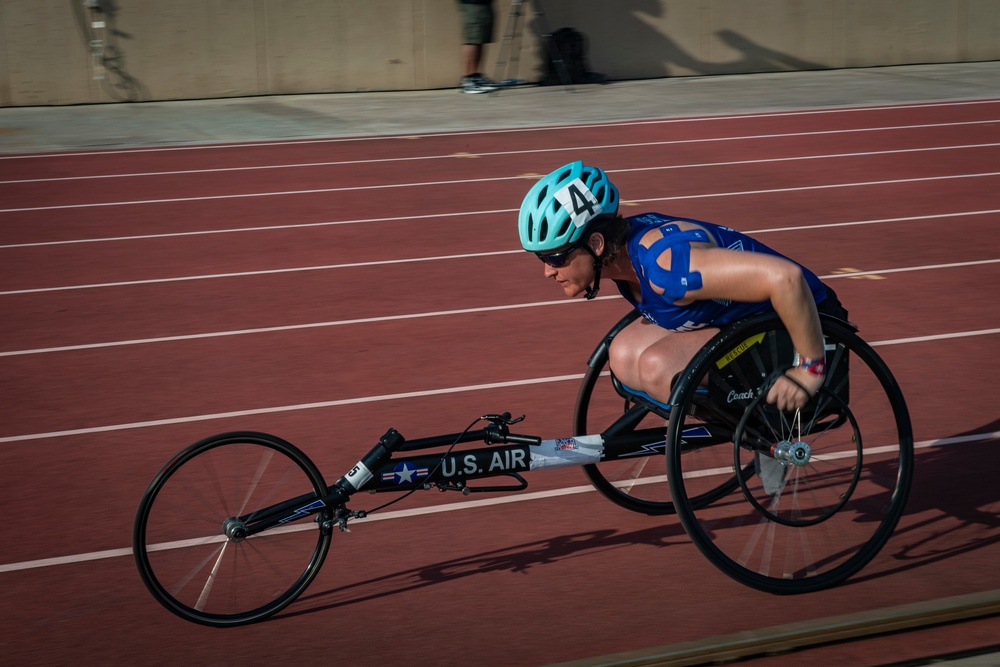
[72, 0, 147, 102]
[522, 0, 825, 82]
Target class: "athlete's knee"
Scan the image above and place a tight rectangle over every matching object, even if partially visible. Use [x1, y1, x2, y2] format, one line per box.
[609, 334, 640, 384]
[636, 346, 683, 397]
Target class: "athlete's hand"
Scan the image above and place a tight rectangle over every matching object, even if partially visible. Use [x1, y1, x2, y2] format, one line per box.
[767, 367, 825, 411]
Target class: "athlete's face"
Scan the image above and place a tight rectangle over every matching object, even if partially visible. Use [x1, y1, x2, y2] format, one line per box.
[540, 247, 595, 298]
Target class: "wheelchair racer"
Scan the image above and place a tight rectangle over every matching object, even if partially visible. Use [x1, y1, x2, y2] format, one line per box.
[517, 161, 847, 412]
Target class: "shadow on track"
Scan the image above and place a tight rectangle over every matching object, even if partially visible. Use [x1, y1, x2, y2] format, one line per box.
[847, 419, 1000, 586]
[279, 522, 688, 619]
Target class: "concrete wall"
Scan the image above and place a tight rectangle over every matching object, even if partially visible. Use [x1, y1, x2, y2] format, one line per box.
[1, 0, 998, 106]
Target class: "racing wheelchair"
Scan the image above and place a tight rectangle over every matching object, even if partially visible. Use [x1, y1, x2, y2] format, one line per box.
[133, 309, 913, 626]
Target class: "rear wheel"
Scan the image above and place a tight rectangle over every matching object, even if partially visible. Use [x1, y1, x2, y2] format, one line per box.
[667, 314, 913, 593]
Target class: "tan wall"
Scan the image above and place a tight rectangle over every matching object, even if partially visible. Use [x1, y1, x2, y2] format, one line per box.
[1, 0, 998, 106]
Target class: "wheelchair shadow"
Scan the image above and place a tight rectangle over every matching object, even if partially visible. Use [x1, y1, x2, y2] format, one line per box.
[846, 418, 1000, 586]
[282, 522, 689, 619]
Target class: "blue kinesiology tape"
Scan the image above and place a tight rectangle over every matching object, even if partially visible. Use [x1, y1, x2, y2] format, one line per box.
[636, 225, 709, 301]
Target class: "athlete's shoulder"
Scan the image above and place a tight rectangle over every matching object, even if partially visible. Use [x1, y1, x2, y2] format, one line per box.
[628, 212, 718, 224]
[626, 212, 673, 225]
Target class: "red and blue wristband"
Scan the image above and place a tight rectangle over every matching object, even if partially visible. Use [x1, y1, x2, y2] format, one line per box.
[794, 353, 827, 376]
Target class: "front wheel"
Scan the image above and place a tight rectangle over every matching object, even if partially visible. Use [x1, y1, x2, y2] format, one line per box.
[133, 432, 332, 626]
[667, 314, 913, 594]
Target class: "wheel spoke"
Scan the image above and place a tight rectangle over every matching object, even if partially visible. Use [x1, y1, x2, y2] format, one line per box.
[668, 314, 913, 593]
[134, 433, 332, 626]
[169, 540, 226, 599]
[194, 540, 229, 612]
[238, 448, 275, 516]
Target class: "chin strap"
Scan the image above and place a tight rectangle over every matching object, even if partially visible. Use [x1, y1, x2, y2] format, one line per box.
[582, 245, 602, 300]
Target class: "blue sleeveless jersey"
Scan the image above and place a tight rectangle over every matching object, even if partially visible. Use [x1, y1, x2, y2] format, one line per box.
[615, 213, 827, 332]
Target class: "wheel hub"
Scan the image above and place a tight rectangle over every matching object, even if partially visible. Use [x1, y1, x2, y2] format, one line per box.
[222, 517, 248, 541]
[773, 440, 811, 466]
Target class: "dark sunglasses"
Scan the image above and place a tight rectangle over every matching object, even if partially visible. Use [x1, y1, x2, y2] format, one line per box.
[535, 247, 578, 268]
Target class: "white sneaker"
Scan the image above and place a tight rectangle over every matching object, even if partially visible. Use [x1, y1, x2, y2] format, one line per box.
[461, 74, 499, 94]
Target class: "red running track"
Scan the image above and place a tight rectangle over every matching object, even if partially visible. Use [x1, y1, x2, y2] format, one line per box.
[1, 100, 999, 666]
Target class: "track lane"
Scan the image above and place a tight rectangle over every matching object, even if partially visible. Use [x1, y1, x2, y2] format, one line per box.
[3, 167, 999, 250]
[4, 138, 1000, 213]
[2, 264, 1000, 474]
[4, 122, 1000, 208]
[1, 429, 997, 667]
[3, 98, 999, 179]
[2, 166, 999, 291]
[1, 99, 999, 666]
[1, 211, 996, 353]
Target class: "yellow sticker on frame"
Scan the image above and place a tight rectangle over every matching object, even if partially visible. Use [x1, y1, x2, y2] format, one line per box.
[715, 333, 766, 369]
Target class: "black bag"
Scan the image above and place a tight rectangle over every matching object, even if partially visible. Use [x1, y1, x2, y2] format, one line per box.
[541, 27, 605, 86]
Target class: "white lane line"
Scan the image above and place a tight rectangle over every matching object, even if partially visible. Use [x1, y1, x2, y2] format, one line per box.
[1, 98, 997, 160]
[0, 374, 585, 444]
[0, 249, 522, 296]
[0, 208, 515, 249]
[2, 254, 1000, 356]
[1, 430, 996, 575]
[750, 209, 1000, 235]
[871, 328, 1000, 346]
[1, 327, 998, 445]
[3, 206, 998, 251]
[2, 161, 999, 214]
[2, 244, 997, 299]
[2, 129, 997, 184]
[818, 258, 1000, 280]
[0, 296, 618, 357]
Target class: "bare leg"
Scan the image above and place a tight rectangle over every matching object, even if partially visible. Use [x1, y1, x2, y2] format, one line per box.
[461, 43, 483, 77]
[609, 318, 718, 404]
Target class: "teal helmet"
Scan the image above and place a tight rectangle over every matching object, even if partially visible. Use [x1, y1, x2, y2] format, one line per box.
[518, 161, 620, 253]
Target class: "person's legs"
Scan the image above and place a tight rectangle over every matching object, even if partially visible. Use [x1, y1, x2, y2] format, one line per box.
[609, 318, 718, 404]
[462, 43, 483, 78]
[457, 2, 497, 92]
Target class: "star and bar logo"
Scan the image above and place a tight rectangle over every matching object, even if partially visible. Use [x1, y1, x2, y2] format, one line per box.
[381, 462, 430, 485]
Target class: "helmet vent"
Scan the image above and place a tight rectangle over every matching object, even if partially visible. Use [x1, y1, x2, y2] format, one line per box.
[535, 185, 548, 208]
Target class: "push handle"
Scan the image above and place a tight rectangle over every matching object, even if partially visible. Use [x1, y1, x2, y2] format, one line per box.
[501, 432, 542, 446]
[482, 412, 541, 447]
